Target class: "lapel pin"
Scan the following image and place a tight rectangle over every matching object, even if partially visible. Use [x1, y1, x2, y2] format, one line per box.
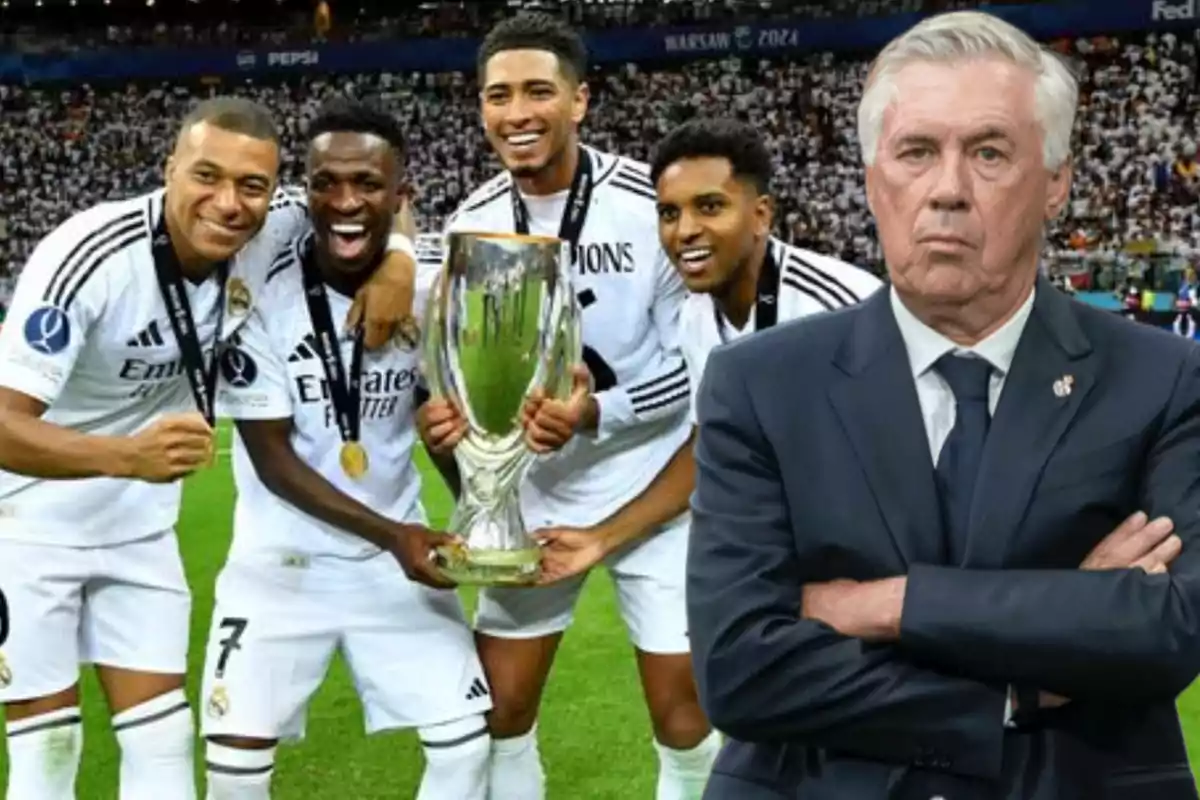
[1053, 375, 1074, 398]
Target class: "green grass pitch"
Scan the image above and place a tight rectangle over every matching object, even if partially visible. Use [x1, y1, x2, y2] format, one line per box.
[0, 424, 658, 798]
[4, 423, 1200, 797]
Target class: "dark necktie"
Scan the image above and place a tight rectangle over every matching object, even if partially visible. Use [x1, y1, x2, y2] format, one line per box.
[934, 354, 993, 563]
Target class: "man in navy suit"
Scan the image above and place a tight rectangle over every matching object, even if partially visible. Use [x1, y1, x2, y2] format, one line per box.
[687, 10, 1200, 800]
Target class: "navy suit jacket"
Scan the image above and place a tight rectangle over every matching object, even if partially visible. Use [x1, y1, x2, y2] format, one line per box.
[688, 279, 1200, 800]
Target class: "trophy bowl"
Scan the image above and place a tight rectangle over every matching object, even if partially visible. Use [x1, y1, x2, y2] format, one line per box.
[423, 230, 581, 586]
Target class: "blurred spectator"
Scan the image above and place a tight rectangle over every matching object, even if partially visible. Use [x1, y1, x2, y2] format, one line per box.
[0, 0, 1012, 53]
[0, 24, 1196, 285]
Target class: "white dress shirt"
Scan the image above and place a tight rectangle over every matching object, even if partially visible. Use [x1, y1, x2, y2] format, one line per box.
[890, 284, 1036, 726]
[890, 286, 1035, 464]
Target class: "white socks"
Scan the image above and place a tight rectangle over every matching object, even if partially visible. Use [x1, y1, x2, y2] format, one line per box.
[5, 705, 83, 800]
[111, 689, 196, 800]
[654, 730, 721, 800]
[205, 741, 275, 800]
[487, 723, 545, 800]
[201, 714, 491, 800]
[417, 714, 491, 800]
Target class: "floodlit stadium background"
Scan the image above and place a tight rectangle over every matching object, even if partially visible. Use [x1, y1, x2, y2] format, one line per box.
[1, 0, 1200, 796]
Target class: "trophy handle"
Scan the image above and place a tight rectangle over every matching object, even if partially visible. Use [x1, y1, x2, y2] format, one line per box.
[421, 270, 450, 401]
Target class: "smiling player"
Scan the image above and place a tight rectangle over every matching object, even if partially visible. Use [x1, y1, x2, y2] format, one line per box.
[0, 97, 418, 800]
[417, 13, 719, 800]
[200, 98, 492, 800]
[650, 118, 883, 418]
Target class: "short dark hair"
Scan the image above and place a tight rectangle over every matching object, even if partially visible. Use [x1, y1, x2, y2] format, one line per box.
[477, 12, 588, 85]
[649, 118, 774, 195]
[306, 97, 406, 161]
[178, 96, 279, 144]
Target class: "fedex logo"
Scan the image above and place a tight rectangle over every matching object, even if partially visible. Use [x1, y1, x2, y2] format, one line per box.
[1151, 0, 1196, 21]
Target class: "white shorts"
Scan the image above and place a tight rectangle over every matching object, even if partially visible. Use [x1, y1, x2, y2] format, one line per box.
[0, 530, 191, 703]
[200, 551, 491, 741]
[475, 512, 690, 654]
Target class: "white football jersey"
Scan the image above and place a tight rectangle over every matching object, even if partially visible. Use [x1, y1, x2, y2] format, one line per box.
[0, 187, 307, 547]
[442, 146, 692, 527]
[681, 238, 884, 422]
[218, 233, 442, 563]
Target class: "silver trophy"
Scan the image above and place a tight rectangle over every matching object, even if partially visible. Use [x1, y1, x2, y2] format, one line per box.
[423, 231, 581, 586]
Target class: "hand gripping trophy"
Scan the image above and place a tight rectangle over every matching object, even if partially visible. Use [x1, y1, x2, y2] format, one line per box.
[423, 231, 580, 585]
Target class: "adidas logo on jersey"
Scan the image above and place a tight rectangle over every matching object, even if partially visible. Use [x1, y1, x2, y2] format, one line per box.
[288, 333, 320, 363]
[125, 320, 166, 348]
[465, 677, 489, 701]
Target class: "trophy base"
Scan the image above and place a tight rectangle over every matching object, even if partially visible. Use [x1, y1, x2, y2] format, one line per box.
[434, 544, 542, 587]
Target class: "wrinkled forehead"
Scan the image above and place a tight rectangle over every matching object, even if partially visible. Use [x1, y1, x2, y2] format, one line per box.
[880, 58, 1041, 143]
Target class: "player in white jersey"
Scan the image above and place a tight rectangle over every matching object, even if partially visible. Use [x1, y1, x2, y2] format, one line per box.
[417, 14, 718, 800]
[0, 97, 420, 800]
[649, 118, 884, 421]
[200, 99, 490, 800]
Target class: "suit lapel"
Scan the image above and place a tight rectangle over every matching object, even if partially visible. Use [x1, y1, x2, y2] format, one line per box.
[829, 290, 945, 566]
[965, 279, 1097, 567]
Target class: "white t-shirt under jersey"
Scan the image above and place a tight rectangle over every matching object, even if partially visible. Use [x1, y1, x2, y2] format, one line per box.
[441, 146, 693, 528]
[681, 238, 885, 423]
[0, 187, 307, 547]
[217, 234, 442, 564]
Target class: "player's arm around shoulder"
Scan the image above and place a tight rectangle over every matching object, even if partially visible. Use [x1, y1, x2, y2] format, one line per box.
[0, 211, 211, 482]
[349, 195, 424, 349]
[273, 183, 421, 351]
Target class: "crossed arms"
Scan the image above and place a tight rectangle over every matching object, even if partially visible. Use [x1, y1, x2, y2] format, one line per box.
[686, 347, 1200, 780]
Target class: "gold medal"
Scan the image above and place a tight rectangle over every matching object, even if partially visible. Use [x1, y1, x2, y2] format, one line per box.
[340, 441, 369, 479]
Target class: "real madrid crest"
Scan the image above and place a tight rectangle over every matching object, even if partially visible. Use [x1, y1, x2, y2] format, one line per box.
[396, 315, 421, 351]
[0, 653, 11, 689]
[207, 685, 230, 719]
[226, 277, 252, 317]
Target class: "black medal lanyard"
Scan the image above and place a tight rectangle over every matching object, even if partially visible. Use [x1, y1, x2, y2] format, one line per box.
[714, 243, 780, 344]
[151, 212, 228, 426]
[511, 145, 594, 247]
[300, 239, 365, 449]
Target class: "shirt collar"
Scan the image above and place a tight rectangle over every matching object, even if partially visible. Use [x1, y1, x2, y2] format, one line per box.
[889, 284, 1035, 379]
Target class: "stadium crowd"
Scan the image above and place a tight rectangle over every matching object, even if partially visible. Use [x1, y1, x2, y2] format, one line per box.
[0, 0, 1027, 53]
[1, 20, 1198, 315]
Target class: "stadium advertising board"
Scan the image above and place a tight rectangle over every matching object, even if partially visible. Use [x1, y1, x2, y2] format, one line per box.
[0, 0, 1189, 83]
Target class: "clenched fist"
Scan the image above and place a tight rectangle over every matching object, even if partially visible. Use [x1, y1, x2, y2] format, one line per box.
[125, 412, 214, 483]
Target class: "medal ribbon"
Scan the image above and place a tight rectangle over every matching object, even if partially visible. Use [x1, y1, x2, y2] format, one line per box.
[714, 242, 780, 344]
[300, 238, 365, 445]
[511, 145, 595, 246]
[151, 207, 228, 426]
